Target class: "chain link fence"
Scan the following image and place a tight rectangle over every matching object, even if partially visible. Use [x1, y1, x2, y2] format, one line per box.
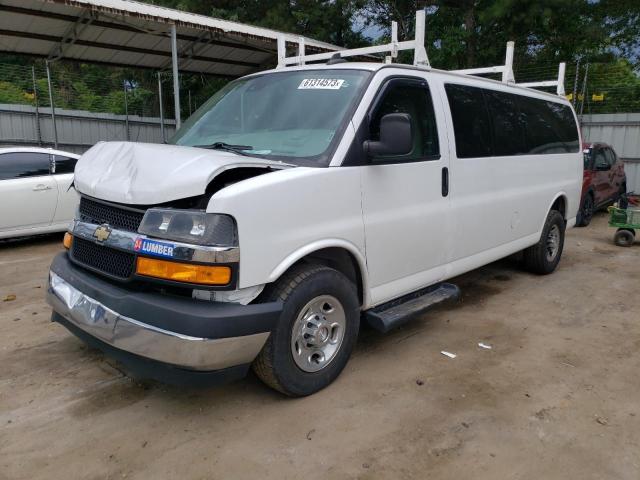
[0, 59, 229, 152]
[0, 57, 638, 153]
[513, 59, 640, 115]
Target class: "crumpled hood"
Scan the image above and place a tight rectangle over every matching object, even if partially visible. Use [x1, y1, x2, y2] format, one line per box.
[74, 141, 290, 205]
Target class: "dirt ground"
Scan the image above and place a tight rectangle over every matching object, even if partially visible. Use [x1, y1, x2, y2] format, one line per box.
[1, 212, 639, 480]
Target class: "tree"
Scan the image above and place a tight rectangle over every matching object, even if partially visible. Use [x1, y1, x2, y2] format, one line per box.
[361, 0, 640, 70]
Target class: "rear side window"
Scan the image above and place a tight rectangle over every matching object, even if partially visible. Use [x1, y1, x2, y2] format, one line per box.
[54, 155, 77, 174]
[370, 79, 440, 161]
[444, 84, 492, 158]
[517, 97, 579, 154]
[0, 152, 51, 180]
[484, 89, 527, 156]
[446, 83, 580, 158]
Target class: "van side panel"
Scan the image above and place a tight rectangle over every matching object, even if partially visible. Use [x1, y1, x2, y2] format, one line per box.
[437, 76, 582, 266]
[207, 166, 369, 302]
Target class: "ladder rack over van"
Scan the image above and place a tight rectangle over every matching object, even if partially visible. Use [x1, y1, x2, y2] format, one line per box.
[276, 10, 566, 97]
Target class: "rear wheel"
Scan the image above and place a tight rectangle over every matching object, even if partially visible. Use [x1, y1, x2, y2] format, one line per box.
[614, 228, 635, 247]
[576, 193, 594, 227]
[523, 210, 565, 274]
[252, 264, 360, 396]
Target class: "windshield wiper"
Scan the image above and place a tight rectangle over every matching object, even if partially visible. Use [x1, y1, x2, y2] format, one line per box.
[194, 142, 256, 157]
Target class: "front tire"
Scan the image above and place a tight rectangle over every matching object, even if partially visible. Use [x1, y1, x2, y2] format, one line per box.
[523, 210, 566, 274]
[252, 264, 360, 396]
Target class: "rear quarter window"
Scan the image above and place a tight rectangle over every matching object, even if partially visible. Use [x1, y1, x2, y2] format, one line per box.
[516, 97, 579, 154]
[53, 155, 78, 174]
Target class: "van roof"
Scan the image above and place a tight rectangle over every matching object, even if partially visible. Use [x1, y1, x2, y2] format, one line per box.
[255, 62, 571, 104]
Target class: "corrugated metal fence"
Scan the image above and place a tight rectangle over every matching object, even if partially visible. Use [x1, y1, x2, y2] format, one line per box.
[581, 113, 640, 192]
[0, 103, 176, 155]
[1, 102, 639, 191]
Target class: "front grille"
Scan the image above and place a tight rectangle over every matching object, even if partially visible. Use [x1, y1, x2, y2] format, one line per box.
[71, 237, 136, 279]
[79, 197, 145, 232]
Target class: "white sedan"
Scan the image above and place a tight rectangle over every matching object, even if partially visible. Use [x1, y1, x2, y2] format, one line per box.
[0, 147, 80, 239]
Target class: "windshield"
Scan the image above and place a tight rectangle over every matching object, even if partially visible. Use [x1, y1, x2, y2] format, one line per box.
[170, 69, 371, 166]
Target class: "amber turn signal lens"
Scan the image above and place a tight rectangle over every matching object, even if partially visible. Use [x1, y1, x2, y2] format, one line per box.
[63, 232, 73, 249]
[136, 257, 231, 285]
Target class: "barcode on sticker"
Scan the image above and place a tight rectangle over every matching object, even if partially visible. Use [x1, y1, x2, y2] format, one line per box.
[298, 78, 345, 90]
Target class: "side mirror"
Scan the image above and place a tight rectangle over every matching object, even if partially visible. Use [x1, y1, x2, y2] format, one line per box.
[363, 113, 413, 158]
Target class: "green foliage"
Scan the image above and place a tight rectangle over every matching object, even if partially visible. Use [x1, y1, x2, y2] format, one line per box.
[0, 81, 29, 104]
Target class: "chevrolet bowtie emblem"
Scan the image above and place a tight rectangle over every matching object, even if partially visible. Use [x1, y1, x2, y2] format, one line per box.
[93, 225, 112, 242]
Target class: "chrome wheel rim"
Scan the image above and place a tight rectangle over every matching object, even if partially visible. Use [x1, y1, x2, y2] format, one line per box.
[290, 295, 346, 373]
[545, 224, 561, 262]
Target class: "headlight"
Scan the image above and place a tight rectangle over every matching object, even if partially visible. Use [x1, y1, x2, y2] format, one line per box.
[138, 209, 237, 246]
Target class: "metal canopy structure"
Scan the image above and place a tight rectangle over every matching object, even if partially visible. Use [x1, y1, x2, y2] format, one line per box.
[0, 0, 341, 127]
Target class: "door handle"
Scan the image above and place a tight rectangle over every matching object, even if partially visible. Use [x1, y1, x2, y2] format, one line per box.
[441, 167, 449, 197]
[33, 184, 52, 191]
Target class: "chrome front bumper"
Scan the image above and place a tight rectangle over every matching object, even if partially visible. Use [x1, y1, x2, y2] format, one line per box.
[47, 272, 270, 371]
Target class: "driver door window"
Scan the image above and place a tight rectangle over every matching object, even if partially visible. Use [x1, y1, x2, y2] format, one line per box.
[369, 80, 439, 162]
[604, 148, 616, 167]
[594, 148, 608, 170]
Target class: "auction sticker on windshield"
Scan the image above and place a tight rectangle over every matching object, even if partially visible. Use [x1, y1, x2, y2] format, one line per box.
[298, 78, 345, 89]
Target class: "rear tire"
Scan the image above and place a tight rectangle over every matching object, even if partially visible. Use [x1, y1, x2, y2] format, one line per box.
[252, 264, 360, 397]
[614, 229, 635, 247]
[523, 210, 565, 275]
[576, 193, 594, 227]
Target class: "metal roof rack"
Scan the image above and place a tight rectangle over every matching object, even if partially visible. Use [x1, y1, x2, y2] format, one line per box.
[276, 10, 567, 97]
[277, 11, 430, 69]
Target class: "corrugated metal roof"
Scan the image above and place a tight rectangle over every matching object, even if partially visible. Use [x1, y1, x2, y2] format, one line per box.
[0, 0, 341, 76]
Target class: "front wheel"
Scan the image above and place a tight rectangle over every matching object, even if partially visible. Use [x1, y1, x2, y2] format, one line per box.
[252, 264, 360, 396]
[523, 210, 566, 275]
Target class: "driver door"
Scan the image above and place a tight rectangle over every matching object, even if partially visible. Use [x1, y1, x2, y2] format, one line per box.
[592, 147, 610, 205]
[359, 75, 451, 306]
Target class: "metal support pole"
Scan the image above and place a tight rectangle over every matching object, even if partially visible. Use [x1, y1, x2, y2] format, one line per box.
[579, 63, 589, 117]
[157, 72, 166, 143]
[188, 90, 192, 116]
[556, 62, 566, 96]
[390, 21, 398, 60]
[413, 10, 429, 67]
[502, 41, 515, 83]
[32, 66, 42, 146]
[170, 24, 181, 129]
[277, 35, 286, 68]
[45, 60, 58, 149]
[297, 36, 305, 65]
[123, 80, 130, 141]
[572, 58, 580, 107]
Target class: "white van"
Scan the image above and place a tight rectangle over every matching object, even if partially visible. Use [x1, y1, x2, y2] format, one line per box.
[47, 25, 581, 396]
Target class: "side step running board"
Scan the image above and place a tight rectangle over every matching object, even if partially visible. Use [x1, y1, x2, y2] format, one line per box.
[364, 283, 460, 333]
